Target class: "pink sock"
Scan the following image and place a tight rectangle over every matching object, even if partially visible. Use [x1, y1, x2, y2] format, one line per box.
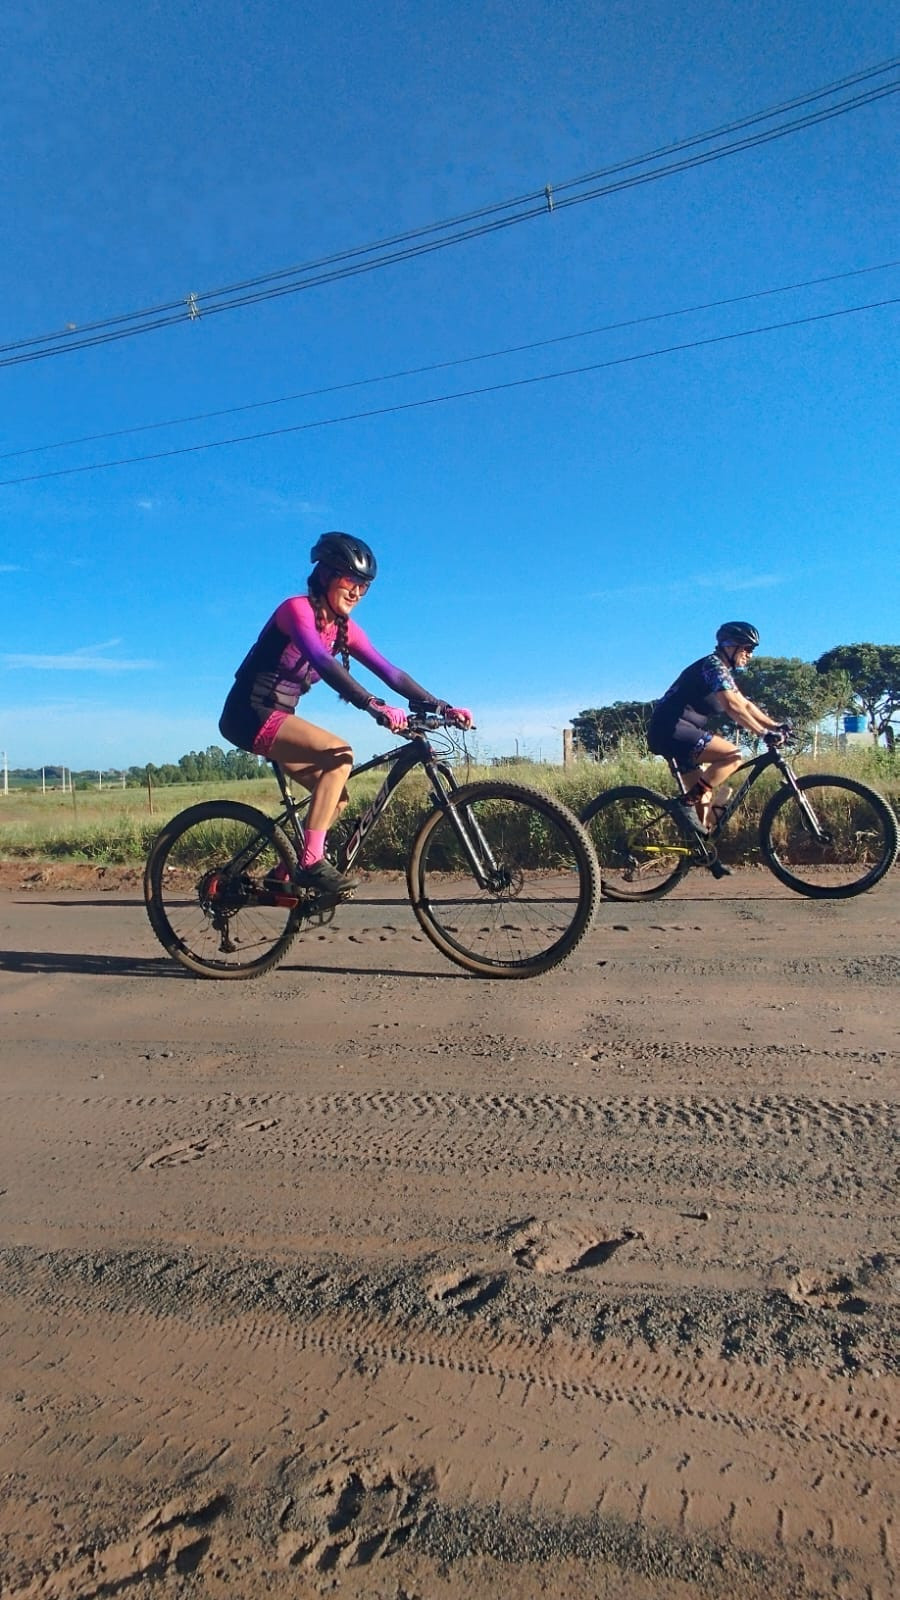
[301, 828, 327, 868]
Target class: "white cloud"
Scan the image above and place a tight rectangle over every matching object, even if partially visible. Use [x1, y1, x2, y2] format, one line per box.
[246, 488, 329, 518]
[590, 569, 784, 602]
[694, 570, 783, 592]
[1, 639, 157, 672]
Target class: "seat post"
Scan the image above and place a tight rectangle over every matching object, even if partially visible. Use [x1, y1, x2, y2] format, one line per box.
[270, 761, 292, 804]
[668, 759, 689, 796]
[268, 761, 309, 852]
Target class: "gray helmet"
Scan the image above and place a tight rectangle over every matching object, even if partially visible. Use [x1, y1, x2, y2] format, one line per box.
[716, 621, 759, 649]
[310, 531, 377, 583]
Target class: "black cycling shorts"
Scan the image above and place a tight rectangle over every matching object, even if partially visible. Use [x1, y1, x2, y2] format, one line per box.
[648, 707, 715, 768]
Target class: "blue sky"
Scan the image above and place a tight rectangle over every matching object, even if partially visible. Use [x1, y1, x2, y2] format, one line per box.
[1, 0, 897, 770]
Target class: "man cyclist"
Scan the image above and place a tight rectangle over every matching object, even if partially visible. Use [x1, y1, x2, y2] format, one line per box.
[647, 622, 785, 832]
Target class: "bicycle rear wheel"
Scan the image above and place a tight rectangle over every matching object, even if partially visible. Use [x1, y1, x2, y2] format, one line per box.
[407, 781, 600, 977]
[580, 785, 692, 901]
[759, 775, 898, 898]
[144, 800, 301, 977]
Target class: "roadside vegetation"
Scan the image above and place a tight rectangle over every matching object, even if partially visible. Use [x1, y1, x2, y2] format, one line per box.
[0, 745, 896, 869]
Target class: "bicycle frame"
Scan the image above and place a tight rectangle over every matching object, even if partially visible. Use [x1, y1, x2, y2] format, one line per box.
[671, 743, 823, 846]
[269, 725, 505, 890]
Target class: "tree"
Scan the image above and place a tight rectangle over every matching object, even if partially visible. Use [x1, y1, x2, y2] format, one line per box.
[571, 701, 653, 758]
[815, 644, 900, 750]
[223, 748, 263, 779]
[735, 656, 853, 750]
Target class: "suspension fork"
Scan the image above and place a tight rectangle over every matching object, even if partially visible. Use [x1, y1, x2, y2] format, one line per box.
[773, 756, 829, 838]
[423, 761, 499, 889]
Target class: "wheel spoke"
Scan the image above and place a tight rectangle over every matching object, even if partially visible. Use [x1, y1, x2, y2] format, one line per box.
[581, 787, 689, 901]
[145, 802, 300, 977]
[761, 777, 898, 898]
[409, 783, 598, 976]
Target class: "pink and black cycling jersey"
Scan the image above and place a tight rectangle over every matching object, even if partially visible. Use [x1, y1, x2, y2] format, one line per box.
[647, 652, 738, 764]
[219, 595, 436, 753]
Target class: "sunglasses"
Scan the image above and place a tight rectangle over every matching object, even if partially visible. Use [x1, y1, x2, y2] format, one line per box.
[335, 576, 369, 595]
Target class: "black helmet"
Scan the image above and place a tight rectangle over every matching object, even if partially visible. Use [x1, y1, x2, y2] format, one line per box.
[310, 531, 377, 583]
[716, 621, 759, 649]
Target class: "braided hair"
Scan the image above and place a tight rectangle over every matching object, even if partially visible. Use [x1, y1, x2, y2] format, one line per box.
[307, 565, 351, 670]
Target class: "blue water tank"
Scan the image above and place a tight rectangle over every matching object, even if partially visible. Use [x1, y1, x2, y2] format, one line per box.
[843, 714, 867, 733]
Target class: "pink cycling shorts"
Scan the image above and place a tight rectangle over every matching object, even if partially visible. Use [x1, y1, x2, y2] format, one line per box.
[251, 709, 291, 757]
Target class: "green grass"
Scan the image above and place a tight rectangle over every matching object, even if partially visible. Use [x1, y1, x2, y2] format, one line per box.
[0, 750, 896, 868]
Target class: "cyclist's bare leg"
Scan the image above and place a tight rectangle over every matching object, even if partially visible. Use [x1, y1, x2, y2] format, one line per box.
[276, 762, 351, 827]
[680, 737, 742, 826]
[266, 715, 353, 833]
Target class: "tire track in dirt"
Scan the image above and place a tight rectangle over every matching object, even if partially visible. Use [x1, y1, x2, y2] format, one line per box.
[2, 879, 897, 1599]
[121, 1091, 894, 1205]
[3, 1245, 896, 1454]
[11, 1084, 894, 1125]
[1, 1252, 896, 1596]
[598, 951, 900, 987]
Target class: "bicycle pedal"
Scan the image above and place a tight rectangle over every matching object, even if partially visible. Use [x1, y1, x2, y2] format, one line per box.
[258, 882, 298, 907]
[307, 887, 356, 909]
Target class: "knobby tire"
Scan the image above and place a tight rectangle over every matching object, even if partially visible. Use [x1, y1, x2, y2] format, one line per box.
[144, 799, 301, 977]
[580, 785, 691, 902]
[759, 774, 898, 899]
[407, 781, 600, 977]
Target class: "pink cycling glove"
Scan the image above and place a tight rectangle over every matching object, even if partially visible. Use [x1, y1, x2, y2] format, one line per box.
[445, 706, 473, 728]
[368, 699, 408, 733]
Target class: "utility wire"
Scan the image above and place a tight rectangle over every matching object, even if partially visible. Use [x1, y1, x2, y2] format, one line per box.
[1, 58, 897, 369]
[2, 258, 897, 461]
[2, 295, 895, 486]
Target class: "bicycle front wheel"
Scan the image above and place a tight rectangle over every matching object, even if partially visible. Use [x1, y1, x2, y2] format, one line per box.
[144, 800, 301, 977]
[407, 781, 600, 977]
[759, 775, 898, 899]
[581, 786, 692, 901]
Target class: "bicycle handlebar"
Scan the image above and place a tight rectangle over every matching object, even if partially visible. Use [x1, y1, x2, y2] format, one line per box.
[404, 712, 476, 735]
[369, 698, 473, 734]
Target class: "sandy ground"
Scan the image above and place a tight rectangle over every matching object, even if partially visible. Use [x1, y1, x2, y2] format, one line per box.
[0, 865, 896, 1600]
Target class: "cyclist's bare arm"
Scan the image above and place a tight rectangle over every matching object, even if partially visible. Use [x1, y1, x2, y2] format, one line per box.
[710, 687, 781, 736]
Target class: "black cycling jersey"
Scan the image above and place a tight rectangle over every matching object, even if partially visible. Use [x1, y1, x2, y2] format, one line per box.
[648, 651, 738, 762]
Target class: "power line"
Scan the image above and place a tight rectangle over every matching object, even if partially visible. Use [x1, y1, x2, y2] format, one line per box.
[1, 58, 897, 370]
[2, 259, 897, 461]
[2, 295, 895, 486]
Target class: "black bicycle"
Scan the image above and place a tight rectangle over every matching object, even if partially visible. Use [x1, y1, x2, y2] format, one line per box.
[144, 710, 601, 979]
[580, 731, 898, 902]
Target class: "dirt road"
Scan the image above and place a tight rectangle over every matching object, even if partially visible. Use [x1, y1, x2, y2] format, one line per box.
[0, 870, 896, 1598]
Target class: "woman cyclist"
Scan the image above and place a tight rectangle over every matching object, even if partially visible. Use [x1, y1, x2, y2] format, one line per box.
[647, 622, 784, 832]
[219, 532, 471, 900]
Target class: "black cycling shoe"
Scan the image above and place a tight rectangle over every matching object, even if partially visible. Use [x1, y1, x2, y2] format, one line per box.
[670, 799, 709, 836]
[293, 858, 360, 901]
[707, 859, 733, 879]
